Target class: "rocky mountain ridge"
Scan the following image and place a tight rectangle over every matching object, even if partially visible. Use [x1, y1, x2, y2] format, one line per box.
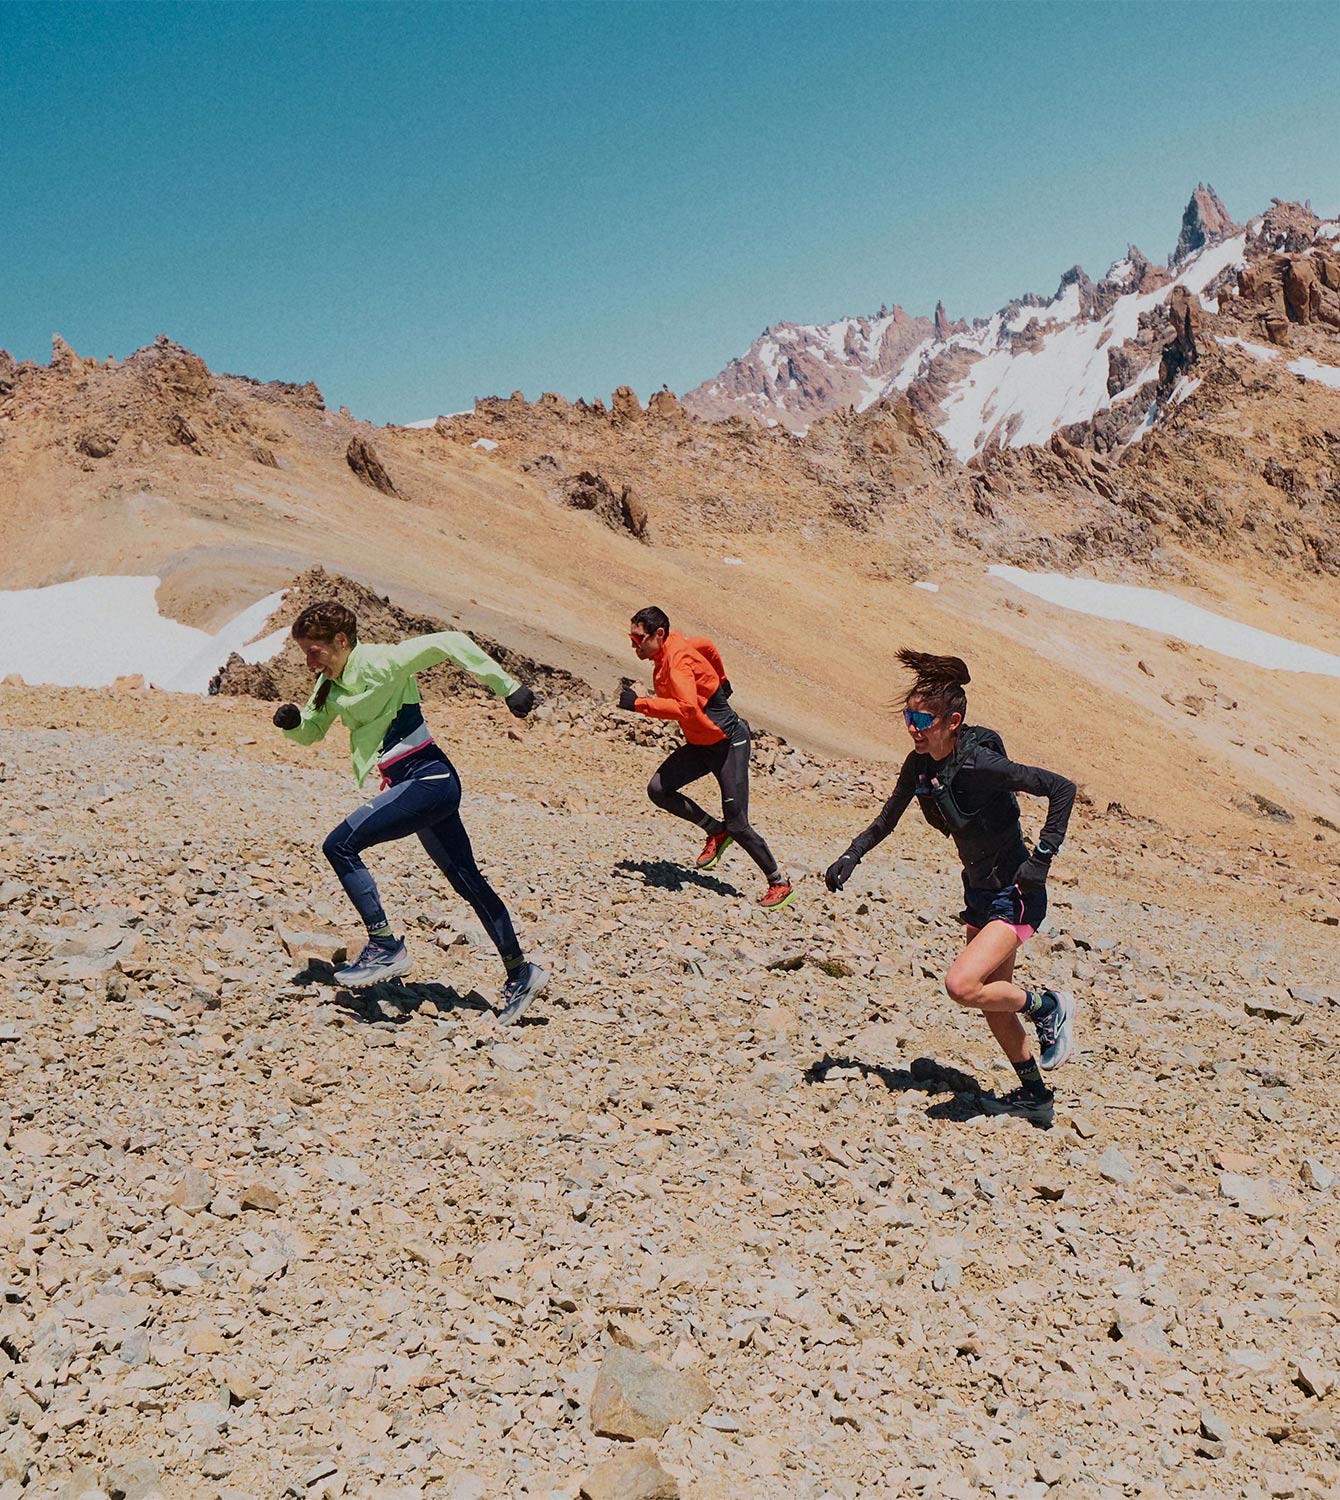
[682, 188, 1340, 467]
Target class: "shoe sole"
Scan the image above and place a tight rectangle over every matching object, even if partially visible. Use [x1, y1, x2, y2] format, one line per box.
[696, 837, 734, 870]
[497, 965, 549, 1026]
[335, 952, 413, 989]
[759, 889, 797, 911]
[1039, 990, 1077, 1071]
[981, 1092, 1055, 1124]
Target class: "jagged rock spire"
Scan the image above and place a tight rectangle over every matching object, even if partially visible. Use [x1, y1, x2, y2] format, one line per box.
[1171, 183, 1237, 267]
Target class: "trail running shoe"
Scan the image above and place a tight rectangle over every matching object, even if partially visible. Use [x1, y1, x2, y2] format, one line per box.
[758, 881, 796, 911]
[335, 938, 412, 989]
[985, 1085, 1055, 1125]
[497, 962, 549, 1027]
[1034, 989, 1077, 1070]
[696, 830, 734, 870]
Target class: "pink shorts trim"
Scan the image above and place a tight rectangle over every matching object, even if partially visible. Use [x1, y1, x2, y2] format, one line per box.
[966, 918, 1036, 944]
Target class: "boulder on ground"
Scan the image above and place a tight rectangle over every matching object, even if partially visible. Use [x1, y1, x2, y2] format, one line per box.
[589, 1347, 714, 1440]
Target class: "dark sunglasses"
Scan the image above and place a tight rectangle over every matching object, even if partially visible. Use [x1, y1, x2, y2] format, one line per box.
[903, 708, 937, 731]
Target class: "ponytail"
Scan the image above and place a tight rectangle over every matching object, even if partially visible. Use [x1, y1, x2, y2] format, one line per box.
[896, 647, 970, 720]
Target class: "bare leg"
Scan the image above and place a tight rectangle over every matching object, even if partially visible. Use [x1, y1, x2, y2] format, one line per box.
[979, 946, 1034, 1065]
[945, 921, 1035, 1066]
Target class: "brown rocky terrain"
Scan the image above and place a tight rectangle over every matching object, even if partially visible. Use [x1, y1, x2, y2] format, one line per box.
[0, 680, 1337, 1500]
[2, 194, 1340, 1497]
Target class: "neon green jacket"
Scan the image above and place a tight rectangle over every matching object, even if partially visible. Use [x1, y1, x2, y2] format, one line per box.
[282, 632, 520, 785]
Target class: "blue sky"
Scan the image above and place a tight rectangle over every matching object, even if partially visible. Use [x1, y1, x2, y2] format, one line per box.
[4, 1, 1339, 424]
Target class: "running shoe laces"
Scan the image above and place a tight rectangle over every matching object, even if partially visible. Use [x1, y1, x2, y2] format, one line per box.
[1034, 989, 1076, 1070]
[334, 938, 411, 989]
[497, 962, 549, 1027]
[696, 831, 734, 870]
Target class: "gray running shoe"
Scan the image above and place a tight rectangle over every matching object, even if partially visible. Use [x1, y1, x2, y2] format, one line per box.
[1034, 989, 1077, 1070]
[335, 939, 412, 989]
[497, 962, 549, 1026]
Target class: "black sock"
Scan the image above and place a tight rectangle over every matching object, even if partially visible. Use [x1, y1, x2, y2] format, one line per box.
[1013, 1055, 1050, 1095]
[366, 923, 397, 948]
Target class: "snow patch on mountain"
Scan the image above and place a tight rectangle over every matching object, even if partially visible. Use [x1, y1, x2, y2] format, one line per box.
[0, 577, 285, 691]
[936, 234, 1245, 459]
[1287, 357, 1340, 390]
[989, 567, 1340, 676]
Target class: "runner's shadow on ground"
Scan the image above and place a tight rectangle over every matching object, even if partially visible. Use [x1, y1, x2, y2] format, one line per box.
[806, 1053, 985, 1113]
[805, 1053, 1051, 1130]
[614, 858, 742, 897]
[290, 964, 493, 1022]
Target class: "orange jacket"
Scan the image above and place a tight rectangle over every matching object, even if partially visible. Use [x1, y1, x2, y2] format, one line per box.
[635, 632, 730, 745]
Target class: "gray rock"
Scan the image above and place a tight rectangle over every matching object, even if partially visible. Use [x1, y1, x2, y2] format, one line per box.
[1218, 1172, 1284, 1219]
[1200, 1406, 1233, 1443]
[104, 1458, 165, 1500]
[590, 1347, 714, 1440]
[1097, 1146, 1136, 1184]
[580, 1445, 679, 1500]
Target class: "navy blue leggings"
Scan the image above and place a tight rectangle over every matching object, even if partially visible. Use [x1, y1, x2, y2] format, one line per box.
[321, 749, 522, 968]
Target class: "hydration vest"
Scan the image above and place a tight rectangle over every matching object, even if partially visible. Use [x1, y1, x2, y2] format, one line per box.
[914, 725, 1022, 864]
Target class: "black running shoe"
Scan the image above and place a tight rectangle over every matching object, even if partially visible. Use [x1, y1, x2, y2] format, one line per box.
[984, 1085, 1055, 1125]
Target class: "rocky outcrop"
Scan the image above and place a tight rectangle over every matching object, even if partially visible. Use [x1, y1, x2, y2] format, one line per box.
[345, 435, 398, 495]
[611, 386, 643, 423]
[50, 334, 85, 379]
[209, 566, 588, 705]
[558, 470, 651, 542]
[1171, 182, 1237, 267]
[1255, 198, 1322, 254]
[1229, 237, 1340, 343]
[682, 306, 935, 432]
[1159, 284, 1203, 385]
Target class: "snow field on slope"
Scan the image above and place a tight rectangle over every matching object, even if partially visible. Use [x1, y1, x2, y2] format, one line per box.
[0, 577, 286, 691]
[1215, 337, 1340, 389]
[988, 566, 1340, 676]
[936, 235, 1248, 460]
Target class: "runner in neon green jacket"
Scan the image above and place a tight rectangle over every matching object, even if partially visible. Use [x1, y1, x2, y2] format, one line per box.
[273, 598, 549, 1025]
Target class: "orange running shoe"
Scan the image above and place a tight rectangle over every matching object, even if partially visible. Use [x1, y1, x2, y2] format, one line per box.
[758, 881, 796, 910]
[696, 831, 734, 869]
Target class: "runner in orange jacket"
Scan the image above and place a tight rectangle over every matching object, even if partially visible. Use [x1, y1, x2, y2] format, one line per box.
[617, 606, 794, 909]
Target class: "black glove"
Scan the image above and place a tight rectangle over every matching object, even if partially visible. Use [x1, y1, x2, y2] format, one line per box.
[1012, 850, 1053, 890]
[825, 851, 859, 892]
[273, 703, 301, 730]
[618, 686, 639, 711]
[720, 678, 733, 699]
[505, 685, 535, 718]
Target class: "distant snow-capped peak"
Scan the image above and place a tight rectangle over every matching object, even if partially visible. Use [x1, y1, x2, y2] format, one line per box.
[683, 185, 1248, 458]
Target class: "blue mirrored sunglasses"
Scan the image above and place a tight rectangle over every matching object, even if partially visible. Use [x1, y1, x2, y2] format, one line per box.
[903, 708, 937, 731]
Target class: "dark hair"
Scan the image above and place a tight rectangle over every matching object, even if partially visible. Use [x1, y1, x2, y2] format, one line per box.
[897, 647, 969, 721]
[292, 600, 358, 710]
[631, 605, 670, 636]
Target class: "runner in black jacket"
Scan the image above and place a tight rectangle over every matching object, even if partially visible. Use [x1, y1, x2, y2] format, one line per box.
[825, 649, 1077, 1121]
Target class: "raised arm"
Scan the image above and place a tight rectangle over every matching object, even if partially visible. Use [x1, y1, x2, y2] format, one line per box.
[826, 757, 917, 889]
[972, 746, 1076, 854]
[382, 631, 520, 700]
[635, 653, 717, 739]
